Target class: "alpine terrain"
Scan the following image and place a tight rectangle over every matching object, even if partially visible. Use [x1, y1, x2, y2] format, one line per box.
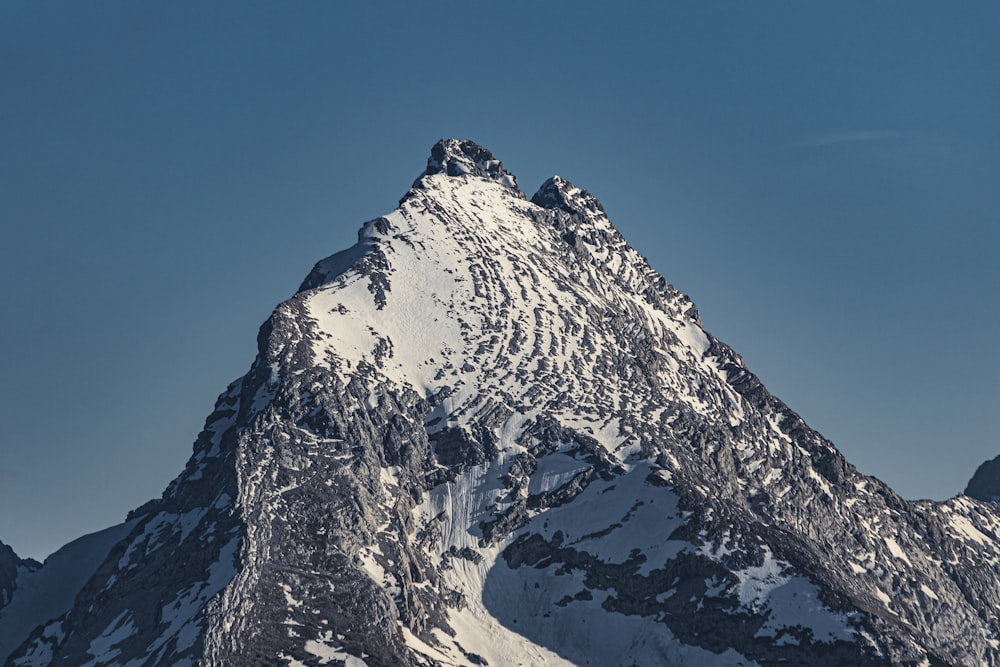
[3, 140, 1000, 667]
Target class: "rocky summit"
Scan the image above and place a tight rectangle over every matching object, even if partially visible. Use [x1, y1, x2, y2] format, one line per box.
[3, 139, 1000, 666]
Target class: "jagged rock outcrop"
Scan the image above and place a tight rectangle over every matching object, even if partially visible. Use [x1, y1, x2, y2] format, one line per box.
[3, 140, 1000, 667]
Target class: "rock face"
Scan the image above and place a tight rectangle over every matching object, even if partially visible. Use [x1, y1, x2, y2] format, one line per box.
[966, 455, 1000, 503]
[3, 139, 1000, 666]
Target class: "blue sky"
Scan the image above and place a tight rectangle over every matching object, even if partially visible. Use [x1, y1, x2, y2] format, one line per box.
[2, 2, 998, 561]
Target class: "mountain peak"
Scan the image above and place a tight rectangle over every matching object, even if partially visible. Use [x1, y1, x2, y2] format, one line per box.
[418, 139, 520, 191]
[531, 175, 606, 217]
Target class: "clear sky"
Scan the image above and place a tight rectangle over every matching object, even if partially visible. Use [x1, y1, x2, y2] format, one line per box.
[1, 2, 998, 561]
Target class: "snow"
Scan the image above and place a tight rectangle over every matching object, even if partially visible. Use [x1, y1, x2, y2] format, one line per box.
[848, 561, 867, 575]
[176, 507, 208, 543]
[479, 557, 762, 666]
[731, 548, 788, 610]
[300, 172, 723, 457]
[526, 453, 590, 495]
[674, 319, 710, 355]
[146, 534, 240, 658]
[806, 466, 834, 499]
[526, 461, 689, 574]
[403, 447, 772, 665]
[26, 156, 1000, 664]
[281, 631, 370, 666]
[306, 194, 474, 395]
[117, 514, 171, 569]
[278, 583, 302, 609]
[947, 513, 992, 545]
[400, 628, 455, 664]
[79, 611, 137, 667]
[751, 576, 853, 643]
[425, 454, 512, 553]
[729, 548, 853, 644]
[883, 537, 912, 565]
[6, 620, 63, 667]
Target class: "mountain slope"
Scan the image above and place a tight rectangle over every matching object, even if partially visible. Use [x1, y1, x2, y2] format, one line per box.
[4, 140, 1000, 667]
[0, 524, 135, 665]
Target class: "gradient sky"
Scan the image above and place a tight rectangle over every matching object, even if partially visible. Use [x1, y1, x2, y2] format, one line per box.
[2, 2, 998, 561]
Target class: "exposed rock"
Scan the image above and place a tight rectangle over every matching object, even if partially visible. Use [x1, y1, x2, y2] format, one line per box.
[966, 454, 1000, 502]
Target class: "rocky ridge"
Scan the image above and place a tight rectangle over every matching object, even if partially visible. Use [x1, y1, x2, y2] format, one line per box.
[2, 140, 1000, 666]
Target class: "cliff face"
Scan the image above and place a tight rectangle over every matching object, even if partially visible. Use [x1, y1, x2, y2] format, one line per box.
[4, 140, 1000, 667]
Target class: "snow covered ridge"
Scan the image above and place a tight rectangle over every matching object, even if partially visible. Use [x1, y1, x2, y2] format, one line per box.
[3, 139, 1000, 666]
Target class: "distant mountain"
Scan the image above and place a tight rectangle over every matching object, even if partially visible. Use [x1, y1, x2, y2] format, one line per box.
[0, 525, 134, 665]
[3, 140, 1000, 666]
[0, 540, 33, 610]
[966, 454, 1000, 503]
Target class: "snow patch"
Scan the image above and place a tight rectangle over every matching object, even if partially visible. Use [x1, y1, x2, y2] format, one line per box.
[79, 610, 137, 667]
[731, 548, 853, 644]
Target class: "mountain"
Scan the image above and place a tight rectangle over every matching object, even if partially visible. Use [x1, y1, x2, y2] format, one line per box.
[0, 541, 34, 611]
[3, 139, 1000, 666]
[966, 455, 1000, 503]
[0, 525, 135, 665]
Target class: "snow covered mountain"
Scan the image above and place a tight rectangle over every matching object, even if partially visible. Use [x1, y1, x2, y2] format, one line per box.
[3, 139, 1000, 666]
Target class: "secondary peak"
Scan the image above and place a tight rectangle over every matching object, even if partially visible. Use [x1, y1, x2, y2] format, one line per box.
[531, 175, 606, 217]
